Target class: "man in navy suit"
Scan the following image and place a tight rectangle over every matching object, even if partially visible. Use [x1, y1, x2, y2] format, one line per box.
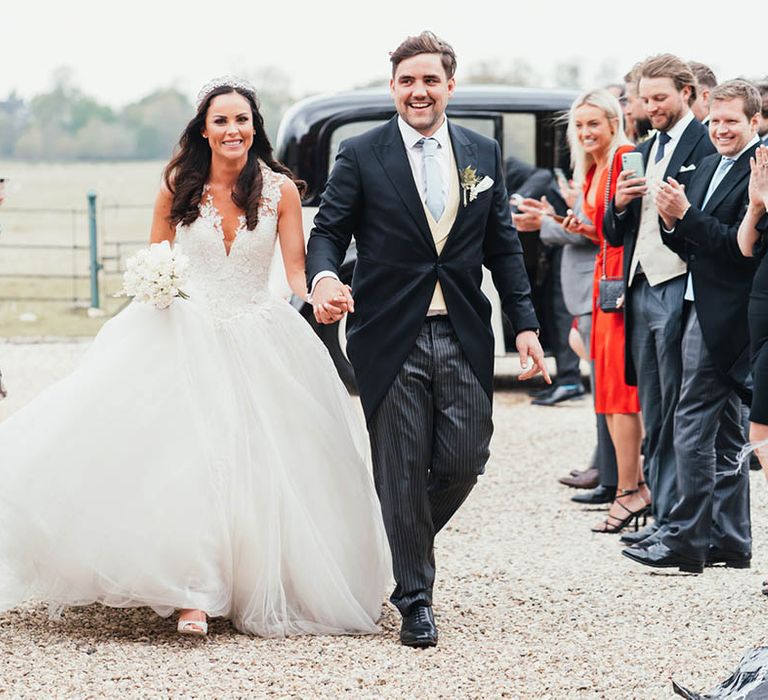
[306, 31, 548, 647]
[623, 79, 761, 572]
[604, 54, 716, 546]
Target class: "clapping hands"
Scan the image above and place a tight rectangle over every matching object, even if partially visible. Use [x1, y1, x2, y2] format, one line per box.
[748, 144, 768, 214]
[654, 177, 690, 230]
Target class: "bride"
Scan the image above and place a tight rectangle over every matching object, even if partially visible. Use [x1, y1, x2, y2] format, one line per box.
[0, 77, 391, 637]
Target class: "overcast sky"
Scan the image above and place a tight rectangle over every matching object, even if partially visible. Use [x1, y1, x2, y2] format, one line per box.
[2, 0, 766, 109]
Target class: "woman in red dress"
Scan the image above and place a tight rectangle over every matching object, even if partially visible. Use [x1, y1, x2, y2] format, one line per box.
[562, 89, 647, 533]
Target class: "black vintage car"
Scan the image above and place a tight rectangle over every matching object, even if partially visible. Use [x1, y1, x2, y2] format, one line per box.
[274, 85, 577, 390]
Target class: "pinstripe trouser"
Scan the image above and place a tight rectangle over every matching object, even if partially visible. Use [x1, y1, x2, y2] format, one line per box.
[369, 318, 493, 614]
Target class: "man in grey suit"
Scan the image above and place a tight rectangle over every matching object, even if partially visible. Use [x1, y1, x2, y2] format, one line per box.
[514, 197, 618, 501]
[604, 55, 716, 545]
[623, 80, 761, 572]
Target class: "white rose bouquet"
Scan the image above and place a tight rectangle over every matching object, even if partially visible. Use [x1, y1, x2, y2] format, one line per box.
[117, 240, 190, 310]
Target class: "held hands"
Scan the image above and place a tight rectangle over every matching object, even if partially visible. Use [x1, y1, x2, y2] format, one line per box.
[516, 330, 552, 384]
[748, 144, 768, 214]
[312, 277, 354, 325]
[614, 168, 648, 212]
[654, 177, 690, 230]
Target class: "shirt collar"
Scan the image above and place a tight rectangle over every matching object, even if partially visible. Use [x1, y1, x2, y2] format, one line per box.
[397, 115, 450, 150]
[664, 109, 695, 144]
[726, 134, 761, 162]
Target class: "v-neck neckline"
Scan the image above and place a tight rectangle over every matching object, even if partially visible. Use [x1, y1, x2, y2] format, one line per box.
[202, 184, 247, 257]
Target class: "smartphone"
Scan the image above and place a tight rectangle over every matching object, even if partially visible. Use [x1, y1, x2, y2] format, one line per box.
[621, 152, 645, 179]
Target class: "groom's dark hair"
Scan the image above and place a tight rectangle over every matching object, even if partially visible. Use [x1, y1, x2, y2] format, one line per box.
[390, 31, 457, 80]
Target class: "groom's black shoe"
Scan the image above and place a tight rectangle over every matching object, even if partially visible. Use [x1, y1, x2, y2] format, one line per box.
[400, 605, 437, 648]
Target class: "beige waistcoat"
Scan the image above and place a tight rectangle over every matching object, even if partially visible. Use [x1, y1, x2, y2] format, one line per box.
[628, 146, 687, 287]
[422, 142, 460, 314]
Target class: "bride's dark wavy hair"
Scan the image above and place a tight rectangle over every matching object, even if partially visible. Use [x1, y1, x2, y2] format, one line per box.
[164, 86, 305, 230]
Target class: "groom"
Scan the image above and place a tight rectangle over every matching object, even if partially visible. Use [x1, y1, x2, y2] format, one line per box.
[306, 31, 548, 647]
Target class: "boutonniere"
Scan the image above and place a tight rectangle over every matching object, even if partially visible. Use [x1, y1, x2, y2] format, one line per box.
[460, 166, 494, 206]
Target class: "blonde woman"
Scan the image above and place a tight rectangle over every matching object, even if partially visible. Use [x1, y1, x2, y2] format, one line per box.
[562, 90, 647, 533]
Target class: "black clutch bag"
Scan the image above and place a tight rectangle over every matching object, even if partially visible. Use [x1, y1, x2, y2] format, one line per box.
[598, 154, 624, 314]
[598, 277, 624, 313]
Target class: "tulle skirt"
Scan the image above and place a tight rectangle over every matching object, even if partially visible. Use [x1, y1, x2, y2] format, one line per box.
[0, 292, 392, 636]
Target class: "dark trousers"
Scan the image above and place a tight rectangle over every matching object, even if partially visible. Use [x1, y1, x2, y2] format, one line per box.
[662, 307, 751, 560]
[576, 313, 618, 486]
[546, 248, 581, 386]
[368, 319, 492, 614]
[629, 274, 685, 525]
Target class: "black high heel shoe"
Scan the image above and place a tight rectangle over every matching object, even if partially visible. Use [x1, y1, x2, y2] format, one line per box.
[591, 488, 649, 534]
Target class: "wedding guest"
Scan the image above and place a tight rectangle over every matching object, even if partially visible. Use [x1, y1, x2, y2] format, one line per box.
[604, 54, 716, 546]
[624, 80, 761, 573]
[514, 195, 619, 502]
[507, 160, 584, 407]
[757, 82, 768, 146]
[737, 144, 768, 465]
[561, 89, 646, 532]
[689, 62, 718, 123]
[622, 65, 652, 143]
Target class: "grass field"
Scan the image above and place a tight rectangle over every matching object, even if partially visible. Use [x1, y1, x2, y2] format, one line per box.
[0, 160, 165, 336]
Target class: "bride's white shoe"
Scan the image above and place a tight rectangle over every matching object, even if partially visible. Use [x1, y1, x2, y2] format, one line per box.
[177, 612, 208, 637]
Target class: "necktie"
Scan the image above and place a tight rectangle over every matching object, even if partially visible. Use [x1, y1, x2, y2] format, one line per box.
[654, 131, 672, 163]
[702, 157, 735, 208]
[419, 137, 445, 221]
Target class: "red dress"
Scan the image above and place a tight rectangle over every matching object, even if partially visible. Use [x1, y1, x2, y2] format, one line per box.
[582, 146, 640, 415]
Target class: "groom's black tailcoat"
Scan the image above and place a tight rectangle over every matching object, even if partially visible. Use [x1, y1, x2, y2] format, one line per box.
[306, 116, 539, 421]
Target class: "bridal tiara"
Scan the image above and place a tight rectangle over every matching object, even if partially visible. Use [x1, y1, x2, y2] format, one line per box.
[195, 76, 257, 110]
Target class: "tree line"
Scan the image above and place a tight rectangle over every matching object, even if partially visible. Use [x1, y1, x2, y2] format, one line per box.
[0, 68, 296, 162]
[0, 61, 607, 162]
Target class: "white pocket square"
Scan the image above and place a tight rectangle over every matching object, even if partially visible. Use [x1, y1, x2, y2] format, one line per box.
[678, 164, 696, 173]
[474, 176, 494, 194]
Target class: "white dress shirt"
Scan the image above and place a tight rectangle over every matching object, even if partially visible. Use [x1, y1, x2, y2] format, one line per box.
[648, 110, 695, 164]
[682, 134, 761, 301]
[311, 116, 452, 295]
[397, 115, 451, 210]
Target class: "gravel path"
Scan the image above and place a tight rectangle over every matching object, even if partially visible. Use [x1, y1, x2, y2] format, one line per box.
[1, 339, 767, 699]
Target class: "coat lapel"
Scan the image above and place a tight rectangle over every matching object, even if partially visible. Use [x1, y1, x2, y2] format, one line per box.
[703, 148, 752, 214]
[689, 155, 719, 209]
[371, 117, 434, 251]
[441, 122, 478, 253]
[664, 119, 704, 182]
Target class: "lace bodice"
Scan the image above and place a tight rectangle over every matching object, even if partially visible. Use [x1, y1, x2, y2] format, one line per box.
[176, 161, 286, 320]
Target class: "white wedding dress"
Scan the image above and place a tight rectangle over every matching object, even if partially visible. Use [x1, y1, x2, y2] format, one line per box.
[0, 162, 392, 636]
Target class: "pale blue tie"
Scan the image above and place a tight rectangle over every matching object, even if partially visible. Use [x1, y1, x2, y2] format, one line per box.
[702, 156, 735, 208]
[419, 137, 444, 221]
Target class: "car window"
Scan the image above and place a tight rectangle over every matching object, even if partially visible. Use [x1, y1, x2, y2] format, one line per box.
[327, 113, 537, 174]
[502, 113, 536, 165]
[329, 120, 387, 175]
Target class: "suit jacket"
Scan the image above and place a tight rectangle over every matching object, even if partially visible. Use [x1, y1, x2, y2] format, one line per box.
[539, 198, 596, 317]
[660, 147, 759, 402]
[603, 117, 716, 385]
[306, 116, 539, 421]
